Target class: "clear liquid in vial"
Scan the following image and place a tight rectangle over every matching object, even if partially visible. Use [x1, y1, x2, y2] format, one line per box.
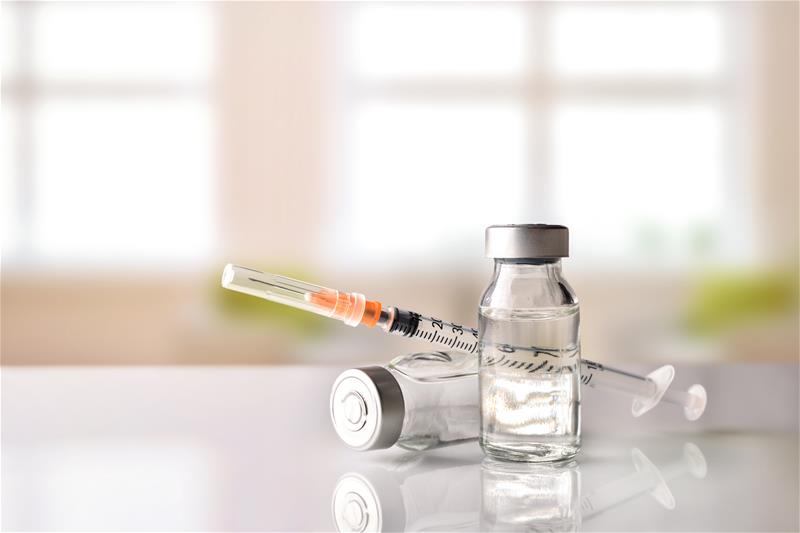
[479, 305, 581, 462]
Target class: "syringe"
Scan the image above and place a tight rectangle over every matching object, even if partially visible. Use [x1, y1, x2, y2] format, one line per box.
[222, 264, 707, 420]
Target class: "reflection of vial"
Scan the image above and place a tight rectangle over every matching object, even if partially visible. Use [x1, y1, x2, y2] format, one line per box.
[480, 458, 581, 532]
[479, 225, 581, 462]
[330, 351, 479, 451]
[331, 456, 481, 532]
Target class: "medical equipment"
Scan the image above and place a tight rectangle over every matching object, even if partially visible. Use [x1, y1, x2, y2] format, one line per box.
[222, 264, 706, 420]
[581, 443, 707, 517]
[331, 351, 477, 451]
[479, 224, 580, 462]
[332, 455, 481, 532]
[481, 442, 707, 530]
[331, 442, 706, 532]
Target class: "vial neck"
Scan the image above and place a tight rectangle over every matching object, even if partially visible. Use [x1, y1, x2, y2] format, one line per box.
[493, 258, 563, 280]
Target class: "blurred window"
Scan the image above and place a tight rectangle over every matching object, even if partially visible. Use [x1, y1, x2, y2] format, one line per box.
[551, 4, 723, 77]
[1, 2, 215, 267]
[346, 101, 527, 263]
[336, 3, 740, 269]
[351, 4, 528, 80]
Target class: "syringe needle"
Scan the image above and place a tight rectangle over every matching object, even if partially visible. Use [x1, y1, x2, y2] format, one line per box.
[248, 277, 306, 295]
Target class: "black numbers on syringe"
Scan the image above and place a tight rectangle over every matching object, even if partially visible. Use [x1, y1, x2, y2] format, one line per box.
[580, 360, 605, 385]
[482, 343, 580, 374]
[413, 315, 480, 354]
[396, 311, 580, 373]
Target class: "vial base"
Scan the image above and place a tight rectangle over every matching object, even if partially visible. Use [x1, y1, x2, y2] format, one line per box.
[480, 435, 580, 463]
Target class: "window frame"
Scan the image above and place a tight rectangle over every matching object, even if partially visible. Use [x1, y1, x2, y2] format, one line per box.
[330, 2, 753, 272]
[1, 1, 218, 270]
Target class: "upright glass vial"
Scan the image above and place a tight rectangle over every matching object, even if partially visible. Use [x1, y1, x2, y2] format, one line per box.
[479, 224, 581, 462]
[330, 351, 479, 451]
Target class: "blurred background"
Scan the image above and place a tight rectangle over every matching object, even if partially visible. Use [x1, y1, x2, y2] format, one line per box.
[1, 1, 797, 366]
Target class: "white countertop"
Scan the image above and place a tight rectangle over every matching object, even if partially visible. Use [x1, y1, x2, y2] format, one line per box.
[2, 364, 798, 531]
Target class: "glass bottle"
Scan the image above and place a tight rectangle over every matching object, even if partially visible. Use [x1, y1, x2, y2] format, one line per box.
[481, 458, 581, 531]
[330, 351, 479, 451]
[479, 224, 581, 462]
[331, 453, 481, 532]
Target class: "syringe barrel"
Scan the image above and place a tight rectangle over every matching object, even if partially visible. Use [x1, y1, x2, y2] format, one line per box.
[582, 362, 658, 399]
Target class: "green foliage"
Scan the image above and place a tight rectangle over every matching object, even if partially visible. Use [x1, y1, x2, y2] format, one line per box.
[684, 268, 799, 335]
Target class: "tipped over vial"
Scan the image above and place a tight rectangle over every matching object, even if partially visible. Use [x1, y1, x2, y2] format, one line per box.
[330, 352, 479, 451]
[479, 224, 581, 462]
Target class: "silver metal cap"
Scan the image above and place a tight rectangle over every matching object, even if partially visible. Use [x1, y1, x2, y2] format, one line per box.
[485, 224, 569, 259]
[330, 367, 405, 451]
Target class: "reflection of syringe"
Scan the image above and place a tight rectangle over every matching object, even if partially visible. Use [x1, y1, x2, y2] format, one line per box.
[582, 443, 708, 519]
[221, 264, 706, 420]
[331, 442, 706, 532]
[480, 442, 707, 531]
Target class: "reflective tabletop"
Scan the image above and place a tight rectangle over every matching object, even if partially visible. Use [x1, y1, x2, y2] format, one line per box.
[2, 364, 798, 531]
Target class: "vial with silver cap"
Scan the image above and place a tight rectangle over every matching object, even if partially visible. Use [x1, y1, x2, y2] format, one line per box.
[480, 224, 581, 462]
[330, 351, 478, 451]
[331, 453, 482, 532]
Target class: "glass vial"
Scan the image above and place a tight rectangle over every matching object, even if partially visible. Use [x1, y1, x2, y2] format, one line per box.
[479, 224, 581, 462]
[481, 458, 581, 531]
[331, 454, 481, 532]
[330, 351, 479, 451]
